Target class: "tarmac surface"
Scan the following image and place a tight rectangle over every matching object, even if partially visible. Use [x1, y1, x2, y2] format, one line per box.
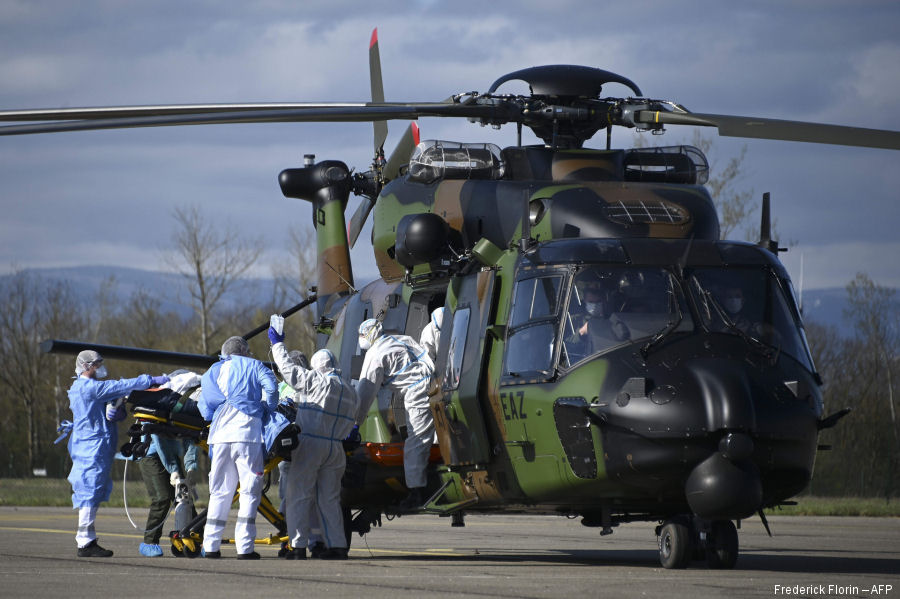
[0, 506, 898, 598]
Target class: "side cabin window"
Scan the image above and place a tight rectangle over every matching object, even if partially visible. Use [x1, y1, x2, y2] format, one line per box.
[442, 308, 471, 391]
[504, 275, 563, 379]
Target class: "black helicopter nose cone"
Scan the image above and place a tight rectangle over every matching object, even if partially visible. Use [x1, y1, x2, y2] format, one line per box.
[685, 453, 762, 520]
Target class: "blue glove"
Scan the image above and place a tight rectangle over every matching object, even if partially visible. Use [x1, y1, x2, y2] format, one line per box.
[105, 403, 126, 422]
[150, 375, 169, 386]
[342, 424, 361, 452]
[268, 326, 285, 345]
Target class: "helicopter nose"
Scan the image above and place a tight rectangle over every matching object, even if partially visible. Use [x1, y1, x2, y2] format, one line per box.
[683, 361, 763, 519]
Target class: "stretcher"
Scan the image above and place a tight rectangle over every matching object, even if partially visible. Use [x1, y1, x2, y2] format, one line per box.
[120, 388, 300, 557]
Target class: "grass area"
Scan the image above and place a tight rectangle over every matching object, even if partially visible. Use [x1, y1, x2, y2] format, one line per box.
[2, 480, 898, 516]
[0, 478, 214, 509]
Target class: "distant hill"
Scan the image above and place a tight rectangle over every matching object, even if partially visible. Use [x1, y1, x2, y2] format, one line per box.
[3, 267, 891, 340]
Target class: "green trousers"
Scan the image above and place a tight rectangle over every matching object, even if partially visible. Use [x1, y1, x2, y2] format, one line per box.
[138, 454, 174, 544]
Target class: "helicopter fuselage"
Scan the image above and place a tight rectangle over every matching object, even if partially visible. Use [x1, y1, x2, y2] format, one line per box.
[313, 143, 824, 526]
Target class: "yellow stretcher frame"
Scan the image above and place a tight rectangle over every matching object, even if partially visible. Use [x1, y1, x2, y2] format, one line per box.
[131, 410, 290, 556]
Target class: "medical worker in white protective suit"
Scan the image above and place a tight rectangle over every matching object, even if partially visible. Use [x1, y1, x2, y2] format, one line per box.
[419, 306, 447, 362]
[65, 349, 169, 557]
[355, 319, 435, 510]
[198, 336, 278, 560]
[269, 326, 359, 560]
[274, 348, 332, 559]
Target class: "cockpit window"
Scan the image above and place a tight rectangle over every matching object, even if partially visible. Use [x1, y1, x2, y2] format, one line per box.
[561, 266, 690, 367]
[504, 275, 564, 379]
[510, 276, 563, 327]
[687, 267, 815, 370]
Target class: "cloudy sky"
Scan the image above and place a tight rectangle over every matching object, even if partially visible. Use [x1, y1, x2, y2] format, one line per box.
[1, 0, 898, 292]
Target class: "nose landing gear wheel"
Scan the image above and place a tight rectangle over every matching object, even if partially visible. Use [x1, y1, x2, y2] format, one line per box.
[705, 520, 738, 569]
[658, 520, 693, 569]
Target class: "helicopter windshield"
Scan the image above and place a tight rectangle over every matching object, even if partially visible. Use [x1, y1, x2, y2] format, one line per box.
[687, 267, 815, 370]
[560, 266, 691, 368]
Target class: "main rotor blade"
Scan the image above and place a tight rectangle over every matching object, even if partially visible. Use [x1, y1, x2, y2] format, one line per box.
[637, 110, 900, 150]
[0, 103, 363, 121]
[347, 197, 376, 249]
[370, 28, 388, 153]
[384, 121, 420, 180]
[0, 102, 501, 136]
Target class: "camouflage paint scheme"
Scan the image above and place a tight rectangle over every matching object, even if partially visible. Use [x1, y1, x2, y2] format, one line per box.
[319, 144, 822, 526]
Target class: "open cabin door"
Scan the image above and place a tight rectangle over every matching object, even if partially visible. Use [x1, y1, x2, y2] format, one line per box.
[432, 270, 496, 466]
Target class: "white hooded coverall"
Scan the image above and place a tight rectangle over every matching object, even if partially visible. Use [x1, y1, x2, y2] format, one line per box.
[418, 307, 446, 363]
[273, 344, 359, 551]
[356, 334, 435, 489]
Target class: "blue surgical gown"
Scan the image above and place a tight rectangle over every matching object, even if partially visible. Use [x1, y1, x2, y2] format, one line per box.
[66, 374, 152, 507]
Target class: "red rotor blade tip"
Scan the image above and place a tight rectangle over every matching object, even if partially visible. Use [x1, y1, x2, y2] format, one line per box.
[412, 121, 420, 145]
[370, 28, 378, 49]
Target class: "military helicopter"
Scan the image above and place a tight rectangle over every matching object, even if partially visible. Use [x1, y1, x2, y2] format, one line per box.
[5, 29, 899, 569]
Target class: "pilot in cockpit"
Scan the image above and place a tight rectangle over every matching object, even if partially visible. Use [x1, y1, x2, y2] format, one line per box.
[566, 275, 630, 359]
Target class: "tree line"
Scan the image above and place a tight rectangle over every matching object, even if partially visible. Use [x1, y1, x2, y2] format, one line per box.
[2, 263, 896, 496]
[0, 205, 317, 478]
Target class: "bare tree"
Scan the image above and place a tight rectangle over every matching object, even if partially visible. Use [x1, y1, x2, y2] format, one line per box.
[844, 273, 899, 498]
[0, 271, 86, 474]
[163, 205, 262, 354]
[685, 131, 756, 240]
[271, 225, 318, 357]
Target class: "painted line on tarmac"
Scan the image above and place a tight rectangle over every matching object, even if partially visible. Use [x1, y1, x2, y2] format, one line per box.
[0, 525, 144, 540]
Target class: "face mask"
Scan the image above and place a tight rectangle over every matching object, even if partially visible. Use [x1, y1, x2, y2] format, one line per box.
[585, 301, 604, 316]
[95, 365, 108, 379]
[724, 298, 743, 314]
[359, 336, 372, 351]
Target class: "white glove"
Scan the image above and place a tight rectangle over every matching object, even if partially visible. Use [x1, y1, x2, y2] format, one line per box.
[170, 471, 183, 487]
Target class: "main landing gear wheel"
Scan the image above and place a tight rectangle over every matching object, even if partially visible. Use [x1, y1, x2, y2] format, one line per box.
[658, 520, 693, 569]
[705, 520, 738, 569]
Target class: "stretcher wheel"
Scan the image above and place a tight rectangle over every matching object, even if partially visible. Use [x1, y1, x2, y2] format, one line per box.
[170, 535, 185, 557]
[181, 537, 201, 558]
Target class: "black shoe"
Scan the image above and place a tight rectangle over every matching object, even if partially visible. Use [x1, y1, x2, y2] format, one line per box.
[396, 487, 426, 512]
[236, 551, 260, 560]
[285, 547, 306, 560]
[77, 540, 113, 558]
[277, 541, 290, 558]
[203, 549, 221, 559]
[318, 547, 348, 560]
[309, 541, 326, 559]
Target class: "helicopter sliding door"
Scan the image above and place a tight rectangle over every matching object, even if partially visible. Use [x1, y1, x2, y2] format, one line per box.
[433, 270, 495, 466]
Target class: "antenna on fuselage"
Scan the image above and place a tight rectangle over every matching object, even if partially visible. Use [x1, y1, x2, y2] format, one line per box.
[757, 192, 783, 254]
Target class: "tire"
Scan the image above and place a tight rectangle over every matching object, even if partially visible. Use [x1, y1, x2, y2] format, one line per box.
[706, 520, 738, 569]
[181, 537, 201, 558]
[658, 521, 693, 569]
